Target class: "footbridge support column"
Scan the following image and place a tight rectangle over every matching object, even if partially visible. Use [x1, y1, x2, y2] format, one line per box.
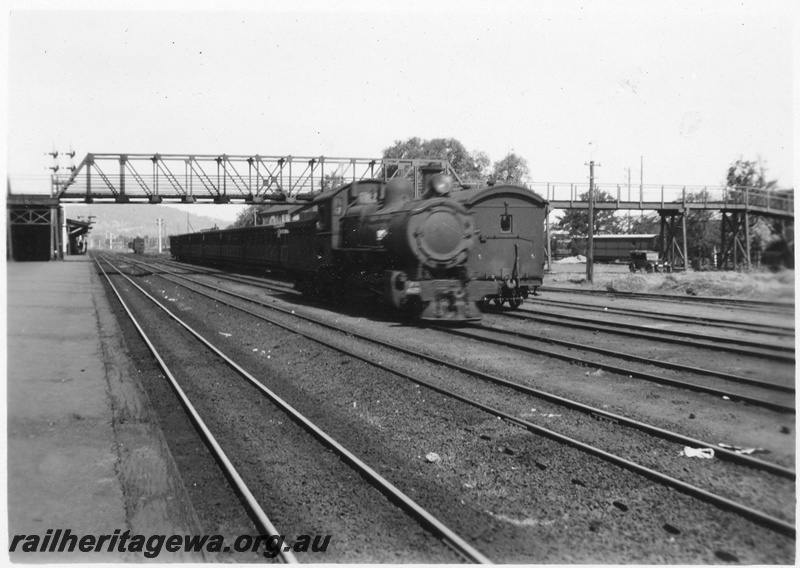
[719, 211, 751, 270]
[657, 210, 688, 271]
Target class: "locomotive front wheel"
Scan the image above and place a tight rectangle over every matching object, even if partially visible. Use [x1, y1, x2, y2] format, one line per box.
[510, 299, 523, 309]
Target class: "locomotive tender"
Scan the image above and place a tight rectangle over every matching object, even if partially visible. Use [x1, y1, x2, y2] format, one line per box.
[170, 173, 482, 321]
[452, 183, 547, 308]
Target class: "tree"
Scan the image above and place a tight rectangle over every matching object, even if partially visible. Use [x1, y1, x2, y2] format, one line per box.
[383, 137, 425, 160]
[469, 150, 491, 180]
[491, 153, 530, 184]
[321, 173, 346, 192]
[724, 157, 787, 260]
[382, 137, 491, 181]
[556, 190, 623, 237]
[727, 158, 769, 194]
[230, 205, 258, 228]
[628, 212, 660, 234]
[682, 188, 721, 261]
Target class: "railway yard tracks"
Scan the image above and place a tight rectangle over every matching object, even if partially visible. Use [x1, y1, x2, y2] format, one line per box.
[539, 285, 795, 315]
[95, 254, 488, 563]
[96, 253, 795, 563]
[525, 296, 794, 336]
[496, 307, 794, 364]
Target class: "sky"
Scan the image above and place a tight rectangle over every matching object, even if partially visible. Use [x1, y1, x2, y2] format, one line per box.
[4, 0, 796, 221]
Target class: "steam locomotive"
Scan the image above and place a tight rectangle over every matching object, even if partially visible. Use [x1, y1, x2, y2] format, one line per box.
[170, 172, 482, 321]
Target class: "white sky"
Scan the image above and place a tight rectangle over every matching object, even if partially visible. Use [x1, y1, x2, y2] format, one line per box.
[4, 0, 796, 221]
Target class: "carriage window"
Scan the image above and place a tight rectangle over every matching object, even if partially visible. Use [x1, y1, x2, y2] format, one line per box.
[500, 214, 513, 233]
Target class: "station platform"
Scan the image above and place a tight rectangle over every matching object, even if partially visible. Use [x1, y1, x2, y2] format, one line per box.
[6, 256, 202, 561]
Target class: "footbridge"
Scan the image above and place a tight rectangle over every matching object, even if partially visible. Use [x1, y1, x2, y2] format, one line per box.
[50, 153, 459, 204]
[531, 181, 794, 270]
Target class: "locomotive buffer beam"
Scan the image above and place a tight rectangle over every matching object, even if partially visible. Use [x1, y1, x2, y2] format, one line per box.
[385, 271, 479, 321]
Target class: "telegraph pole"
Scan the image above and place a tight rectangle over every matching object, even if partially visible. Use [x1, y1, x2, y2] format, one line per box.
[157, 218, 163, 253]
[586, 161, 597, 283]
[626, 167, 632, 232]
[640, 156, 644, 219]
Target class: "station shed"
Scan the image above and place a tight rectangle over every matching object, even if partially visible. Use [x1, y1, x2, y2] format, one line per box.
[256, 203, 305, 226]
[66, 217, 92, 254]
[6, 194, 63, 261]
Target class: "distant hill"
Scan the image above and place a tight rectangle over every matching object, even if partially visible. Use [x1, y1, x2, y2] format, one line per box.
[63, 204, 231, 241]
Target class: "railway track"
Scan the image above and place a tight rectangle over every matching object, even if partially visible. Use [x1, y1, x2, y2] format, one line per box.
[96, 256, 300, 564]
[525, 297, 794, 337]
[152, 260, 795, 352]
[125, 257, 795, 405]
[540, 286, 795, 314]
[156, 259, 298, 295]
[96, 254, 491, 563]
[474, 320, 794, 395]
[153, 259, 795, 363]
[434, 323, 794, 414]
[497, 308, 794, 364]
[110, 253, 796, 540]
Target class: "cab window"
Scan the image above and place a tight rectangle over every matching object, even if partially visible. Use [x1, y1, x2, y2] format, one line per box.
[500, 214, 513, 233]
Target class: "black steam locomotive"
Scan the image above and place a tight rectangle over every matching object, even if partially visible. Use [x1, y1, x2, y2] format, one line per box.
[170, 172, 481, 321]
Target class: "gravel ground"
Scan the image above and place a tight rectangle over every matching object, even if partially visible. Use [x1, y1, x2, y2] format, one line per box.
[101, 257, 797, 564]
[473, 316, 795, 419]
[101, 268, 463, 563]
[521, 301, 795, 352]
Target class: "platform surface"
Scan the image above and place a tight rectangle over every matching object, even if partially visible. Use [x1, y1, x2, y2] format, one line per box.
[6, 256, 201, 561]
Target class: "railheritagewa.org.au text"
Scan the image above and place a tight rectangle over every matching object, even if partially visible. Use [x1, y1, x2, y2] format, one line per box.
[9, 529, 331, 558]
